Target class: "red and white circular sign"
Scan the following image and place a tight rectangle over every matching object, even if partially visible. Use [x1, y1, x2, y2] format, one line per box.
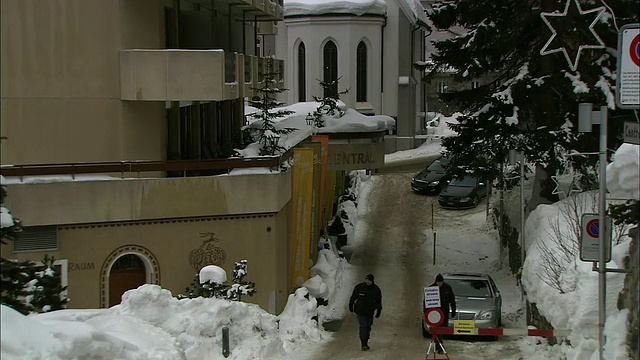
[424, 308, 444, 327]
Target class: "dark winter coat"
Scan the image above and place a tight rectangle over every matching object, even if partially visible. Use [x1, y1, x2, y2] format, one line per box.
[349, 282, 382, 317]
[429, 281, 456, 315]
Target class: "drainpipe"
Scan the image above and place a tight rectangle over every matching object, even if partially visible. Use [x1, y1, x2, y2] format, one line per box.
[381, 15, 387, 114]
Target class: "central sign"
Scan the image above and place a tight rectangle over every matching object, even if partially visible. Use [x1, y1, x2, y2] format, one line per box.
[326, 142, 385, 171]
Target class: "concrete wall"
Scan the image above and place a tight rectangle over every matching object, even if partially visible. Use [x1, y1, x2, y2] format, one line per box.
[4, 172, 292, 226]
[1, 0, 166, 165]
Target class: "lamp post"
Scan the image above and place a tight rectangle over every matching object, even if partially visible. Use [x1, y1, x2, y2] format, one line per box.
[578, 102, 608, 360]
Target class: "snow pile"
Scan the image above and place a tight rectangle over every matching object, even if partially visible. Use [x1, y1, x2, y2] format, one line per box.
[1, 284, 328, 360]
[521, 191, 632, 360]
[606, 143, 639, 200]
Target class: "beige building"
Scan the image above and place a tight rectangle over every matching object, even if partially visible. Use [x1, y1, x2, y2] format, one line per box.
[0, 0, 301, 314]
[1, 0, 388, 315]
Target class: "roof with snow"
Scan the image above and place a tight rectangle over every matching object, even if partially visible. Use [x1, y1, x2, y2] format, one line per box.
[284, 0, 386, 17]
[284, 0, 428, 26]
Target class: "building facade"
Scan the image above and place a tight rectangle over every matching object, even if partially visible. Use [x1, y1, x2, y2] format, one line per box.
[0, 0, 301, 314]
[274, 0, 430, 151]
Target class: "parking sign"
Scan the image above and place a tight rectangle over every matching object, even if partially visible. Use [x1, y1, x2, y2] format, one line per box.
[580, 213, 612, 262]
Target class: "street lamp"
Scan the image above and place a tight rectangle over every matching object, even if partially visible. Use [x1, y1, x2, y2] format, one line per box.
[306, 113, 314, 127]
[578, 102, 608, 360]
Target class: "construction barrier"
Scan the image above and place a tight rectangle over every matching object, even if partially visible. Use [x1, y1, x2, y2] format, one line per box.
[430, 326, 571, 337]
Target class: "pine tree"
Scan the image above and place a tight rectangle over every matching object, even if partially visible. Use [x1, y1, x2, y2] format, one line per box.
[1, 180, 36, 315]
[246, 57, 297, 156]
[224, 259, 256, 301]
[31, 255, 69, 312]
[420, 0, 637, 199]
[179, 273, 229, 299]
[308, 78, 350, 127]
[178, 260, 256, 301]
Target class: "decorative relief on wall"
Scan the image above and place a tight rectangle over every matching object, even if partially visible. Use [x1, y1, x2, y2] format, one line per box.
[189, 232, 227, 271]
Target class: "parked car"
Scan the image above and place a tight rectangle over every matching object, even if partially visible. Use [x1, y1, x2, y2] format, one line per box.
[422, 273, 502, 338]
[437, 175, 488, 209]
[410, 156, 451, 194]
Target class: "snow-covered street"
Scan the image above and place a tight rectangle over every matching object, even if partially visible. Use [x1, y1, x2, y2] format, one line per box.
[310, 170, 527, 359]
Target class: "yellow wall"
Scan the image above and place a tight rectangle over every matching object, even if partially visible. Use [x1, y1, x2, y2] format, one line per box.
[0, 210, 292, 314]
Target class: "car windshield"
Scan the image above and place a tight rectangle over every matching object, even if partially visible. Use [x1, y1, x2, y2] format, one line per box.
[426, 159, 448, 172]
[449, 176, 477, 187]
[446, 279, 492, 297]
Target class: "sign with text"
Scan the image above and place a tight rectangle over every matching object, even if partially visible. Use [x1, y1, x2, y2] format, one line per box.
[580, 213, 612, 262]
[453, 320, 476, 334]
[327, 142, 385, 171]
[616, 24, 639, 109]
[623, 122, 639, 145]
[424, 286, 441, 308]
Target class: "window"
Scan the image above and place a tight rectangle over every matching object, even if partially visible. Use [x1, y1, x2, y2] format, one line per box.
[13, 225, 58, 252]
[356, 41, 367, 102]
[323, 41, 338, 98]
[298, 42, 306, 102]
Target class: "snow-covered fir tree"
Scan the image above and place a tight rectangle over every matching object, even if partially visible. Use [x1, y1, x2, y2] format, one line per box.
[245, 57, 297, 156]
[225, 259, 256, 301]
[307, 78, 350, 127]
[1, 179, 68, 314]
[31, 255, 69, 313]
[420, 0, 637, 203]
[179, 260, 256, 301]
[1, 177, 35, 315]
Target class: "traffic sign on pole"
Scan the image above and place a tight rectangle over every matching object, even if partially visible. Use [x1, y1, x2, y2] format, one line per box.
[580, 213, 612, 262]
[616, 24, 640, 109]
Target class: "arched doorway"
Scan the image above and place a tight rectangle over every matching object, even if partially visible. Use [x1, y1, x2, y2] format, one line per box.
[108, 254, 146, 306]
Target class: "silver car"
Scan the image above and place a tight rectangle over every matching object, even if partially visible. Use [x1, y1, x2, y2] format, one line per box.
[422, 273, 502, 338]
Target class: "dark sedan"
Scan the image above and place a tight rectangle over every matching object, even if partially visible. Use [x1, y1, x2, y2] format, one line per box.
[437, 176, 489, 209]
[410, 157, 450, 194]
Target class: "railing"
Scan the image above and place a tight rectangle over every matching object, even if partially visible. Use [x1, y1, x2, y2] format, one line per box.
[0, 158, 280, 179]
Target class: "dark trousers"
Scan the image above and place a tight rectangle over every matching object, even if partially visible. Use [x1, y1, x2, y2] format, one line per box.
[438, 311, 450, 344]
[357, 314, 374, 346]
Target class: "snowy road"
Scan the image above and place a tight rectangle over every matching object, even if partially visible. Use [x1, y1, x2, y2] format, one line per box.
[311, 171, 528, 360]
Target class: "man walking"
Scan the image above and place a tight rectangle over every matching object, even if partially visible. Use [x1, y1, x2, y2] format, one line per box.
[349, 273, 382, 351]
[430, 274, 456, 352]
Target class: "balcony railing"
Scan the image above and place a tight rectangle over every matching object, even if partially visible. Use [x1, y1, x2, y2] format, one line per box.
[0, 157, 282, 180]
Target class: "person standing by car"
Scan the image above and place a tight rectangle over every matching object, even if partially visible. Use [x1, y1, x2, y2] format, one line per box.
[430, 274, 456, 351]
[349, 273, 383, 351]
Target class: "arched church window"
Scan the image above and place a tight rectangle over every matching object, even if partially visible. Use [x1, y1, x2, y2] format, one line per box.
[298, 42, 306, 102]
[323, 41, 338, 98]
[356, 41, 367, 102]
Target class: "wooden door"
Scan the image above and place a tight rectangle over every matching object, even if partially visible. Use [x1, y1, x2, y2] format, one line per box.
[109, 255, 146, 307]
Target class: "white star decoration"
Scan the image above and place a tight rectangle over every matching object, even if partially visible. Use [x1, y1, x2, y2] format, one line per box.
[551, 173, 583, 198]
[540, 0, 606, 71]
